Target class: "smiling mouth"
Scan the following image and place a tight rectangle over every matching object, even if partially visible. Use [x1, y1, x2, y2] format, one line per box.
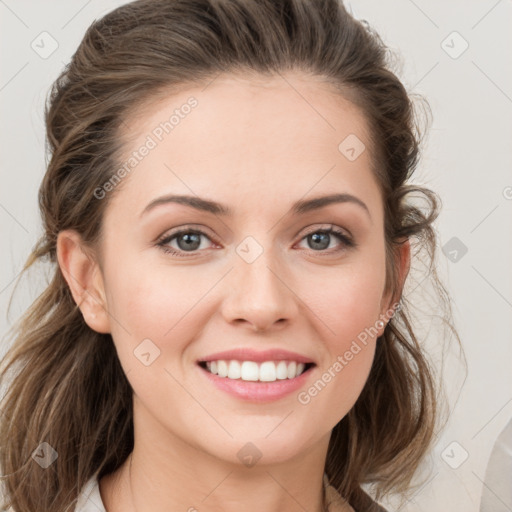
[198, 360, 316, 383]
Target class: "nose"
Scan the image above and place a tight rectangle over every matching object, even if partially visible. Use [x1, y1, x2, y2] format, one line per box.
[221, 248, 299, 333]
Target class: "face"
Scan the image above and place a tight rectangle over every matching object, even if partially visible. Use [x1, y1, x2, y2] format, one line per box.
[63, 71, 403, 468]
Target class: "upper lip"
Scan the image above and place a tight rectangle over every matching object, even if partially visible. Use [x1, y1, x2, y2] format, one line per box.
[198, 348, 316, 365]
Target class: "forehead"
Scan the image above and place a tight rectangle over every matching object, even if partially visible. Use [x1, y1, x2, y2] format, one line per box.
[109, 71, 381, 219]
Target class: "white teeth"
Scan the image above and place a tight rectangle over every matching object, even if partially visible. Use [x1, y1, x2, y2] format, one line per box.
[227, 360, 241, 379]
[287, 361, 296, 379]
[240, 361, 259, 381]
[217, 360, 228, 378]
[276, 361, 288, 380]
[203, 359, 310, 382]
[259, 361, 276, 382]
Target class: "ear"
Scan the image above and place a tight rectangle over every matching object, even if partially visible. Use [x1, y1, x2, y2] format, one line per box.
[56, 230, 111, 334]
[378, 238, 411, 334]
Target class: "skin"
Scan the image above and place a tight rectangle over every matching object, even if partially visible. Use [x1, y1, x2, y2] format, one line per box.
[57, 71, 410, 512]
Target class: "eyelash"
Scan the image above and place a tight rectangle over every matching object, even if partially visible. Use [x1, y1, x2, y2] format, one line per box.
[156, 224, 356, 258]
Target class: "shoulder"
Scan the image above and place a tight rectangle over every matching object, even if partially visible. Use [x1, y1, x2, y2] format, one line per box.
[75, 471, 387, 512]
[323, 474, 388, 512]
[75, 473, 107, 512]
[355, 488, 389, 512]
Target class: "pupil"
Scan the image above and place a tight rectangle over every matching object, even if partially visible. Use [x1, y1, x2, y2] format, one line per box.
[310, 232, 329, 250]
[179, 233, 200, 251]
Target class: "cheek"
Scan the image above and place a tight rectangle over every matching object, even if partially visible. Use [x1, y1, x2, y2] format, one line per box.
[297, 293, 378, 431]
[298, 251, 386, 412]
[305, 257, 387, 344]
[315, 340, 376, 429]
[104, 268, 203, 407]
[103, 254, 208, 371]
[106, 250, 207, 333]
[300, 274, 381, 424]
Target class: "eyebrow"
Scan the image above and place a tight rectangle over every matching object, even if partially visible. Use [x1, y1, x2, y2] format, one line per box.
[140, 192, 371, 220]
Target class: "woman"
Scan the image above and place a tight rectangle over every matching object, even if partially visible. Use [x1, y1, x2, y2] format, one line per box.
[0, 0, 460, 511]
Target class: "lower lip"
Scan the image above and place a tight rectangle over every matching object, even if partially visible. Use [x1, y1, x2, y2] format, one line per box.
[197, 363, 315, 403]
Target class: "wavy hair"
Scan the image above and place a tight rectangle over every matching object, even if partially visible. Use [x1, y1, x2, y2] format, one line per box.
[0, 1, 463, 510]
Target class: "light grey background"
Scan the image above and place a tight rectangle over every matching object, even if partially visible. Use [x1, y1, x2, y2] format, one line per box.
[1, 1, 511, 511]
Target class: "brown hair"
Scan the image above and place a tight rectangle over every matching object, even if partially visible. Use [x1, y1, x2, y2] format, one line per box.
[0, 1, 463, 510]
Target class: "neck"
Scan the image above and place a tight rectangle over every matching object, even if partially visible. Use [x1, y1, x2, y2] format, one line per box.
[125, 446, 329, 512]
[100, 399, 334, 512]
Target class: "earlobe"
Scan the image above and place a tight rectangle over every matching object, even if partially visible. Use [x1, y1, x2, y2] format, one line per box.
[378, 238, 411, 335]
[56, 230, 111, 334]
[394, 238, 411, 306]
